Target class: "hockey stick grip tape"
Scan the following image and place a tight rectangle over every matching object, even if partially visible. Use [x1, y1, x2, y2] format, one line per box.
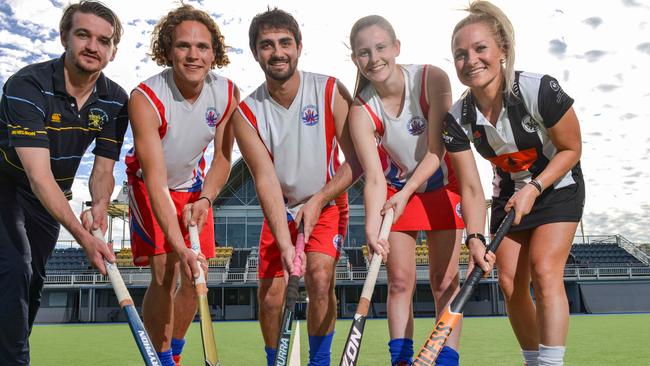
[85, 211, 133, 307]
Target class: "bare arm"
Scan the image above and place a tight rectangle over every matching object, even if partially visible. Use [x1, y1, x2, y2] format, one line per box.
[83, 155, 116, 233]
[15, 147, 114, 274]
[348, 103, 388, 259]
[506, 107, 582, 224]
[129, 90, 198, 279]
[448, 149, 491, 271]
[535, 107, 581, 189]
[232, 110, 296, 273]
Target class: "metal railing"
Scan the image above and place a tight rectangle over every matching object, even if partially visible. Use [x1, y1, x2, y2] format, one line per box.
[44, 264, 650, 287]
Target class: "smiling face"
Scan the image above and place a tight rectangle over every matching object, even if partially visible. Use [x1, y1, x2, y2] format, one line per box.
[253, 26, 301, 82]
[351, 24, 400, 85]
[452, 21, 505, 92]
[62, 11, 117, 74]
[169, 20, 215, 88]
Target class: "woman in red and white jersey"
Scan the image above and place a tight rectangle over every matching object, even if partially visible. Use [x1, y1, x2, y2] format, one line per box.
[348, 15, 487, 366]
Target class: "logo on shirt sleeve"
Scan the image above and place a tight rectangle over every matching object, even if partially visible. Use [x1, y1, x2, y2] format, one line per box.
[205, 107, 221, 127]
[407, 116, 427, 135]
[88, 108, 108, 130]
[301, 105, 319, 126]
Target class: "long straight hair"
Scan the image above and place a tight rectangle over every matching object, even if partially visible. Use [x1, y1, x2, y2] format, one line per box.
[349, 15, 397, 97]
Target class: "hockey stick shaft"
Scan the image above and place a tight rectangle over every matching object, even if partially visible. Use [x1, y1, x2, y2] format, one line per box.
[86, 212, 161, 366]
[339, 208, 394, 366]
[274, 223, 306, 366]
[414, 209, 516, 365]
[189, 224, 220, 366]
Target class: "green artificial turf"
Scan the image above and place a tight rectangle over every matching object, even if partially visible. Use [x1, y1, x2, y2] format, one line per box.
[30, 314, 650, 365]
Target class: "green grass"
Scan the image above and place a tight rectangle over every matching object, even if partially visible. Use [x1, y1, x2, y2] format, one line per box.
[31, 314, 650, 365]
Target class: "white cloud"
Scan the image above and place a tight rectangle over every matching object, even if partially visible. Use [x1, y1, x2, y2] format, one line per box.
[2, 0, 650, 243]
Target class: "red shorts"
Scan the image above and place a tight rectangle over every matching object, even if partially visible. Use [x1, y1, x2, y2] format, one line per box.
[258, 194, 349, 279]
[128, 178, 215, 266]
[388, 185, 464, 231]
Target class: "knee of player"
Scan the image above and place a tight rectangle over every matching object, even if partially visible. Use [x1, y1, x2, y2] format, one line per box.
[530, 275, 564, 301]
[149, 268, 179, 291]
[529, 261, 561, 287]
[388, 276, 414, 296]
[497, 276, 517, 300]
[307, 281, 335, 305]
[498, 278, 533, 304]
[258, 282, 285, 309]
[429, 268, 459, 293]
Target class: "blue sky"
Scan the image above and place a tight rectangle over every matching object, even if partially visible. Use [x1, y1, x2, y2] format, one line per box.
[1, 0, 649, 244]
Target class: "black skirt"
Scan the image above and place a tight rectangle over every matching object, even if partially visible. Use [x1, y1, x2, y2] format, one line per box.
[490, 176, 585, 234]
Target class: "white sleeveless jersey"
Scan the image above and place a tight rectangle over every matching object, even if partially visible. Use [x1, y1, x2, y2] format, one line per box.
[356, 64, 456, 193]
[238, 71, 340, 217]
[125, 68, 234, 191]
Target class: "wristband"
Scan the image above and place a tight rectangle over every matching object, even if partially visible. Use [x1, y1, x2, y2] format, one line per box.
[464, 233, 486, 247]
[529, 179, 543, 194]
[196, 196, 213, 206]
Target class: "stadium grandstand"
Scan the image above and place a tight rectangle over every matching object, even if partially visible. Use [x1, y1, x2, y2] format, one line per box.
[38, 158, 650, 324]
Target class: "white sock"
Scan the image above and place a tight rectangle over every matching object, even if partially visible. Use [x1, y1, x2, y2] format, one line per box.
[522, 349, 539, 366]
[538, 344, 565, 366]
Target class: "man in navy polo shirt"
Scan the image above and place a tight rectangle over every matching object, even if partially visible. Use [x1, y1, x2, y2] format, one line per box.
[0, 1, 127, 364]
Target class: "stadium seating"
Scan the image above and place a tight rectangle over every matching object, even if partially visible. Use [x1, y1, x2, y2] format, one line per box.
[358, 242, 470, 267]
[115, 248, 135, 267]
[45, 241, 648, 280]
[208, 246, 233, 268]
[570, 243, 645, 267]
[415, 243, 428, 265]
[46, 248, 91, 271]
[459, 245, 470, 264]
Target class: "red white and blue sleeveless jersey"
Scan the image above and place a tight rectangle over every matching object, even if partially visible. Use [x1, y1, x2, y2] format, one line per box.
[443, 71, 582, 199]
[356, 64, 457, 193]
[238, 71, 341, 218]
[125, 68, 234, 191]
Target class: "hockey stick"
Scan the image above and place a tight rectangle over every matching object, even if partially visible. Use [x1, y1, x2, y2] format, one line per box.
[85, 212, 161, 366]
[413, 209, 516, 365]
[189, 223, 220, 366]
[339, 208, 394, 366]
[273, 223, 306, 366]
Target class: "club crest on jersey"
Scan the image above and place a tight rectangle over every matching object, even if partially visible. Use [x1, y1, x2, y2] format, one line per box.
[521, 115, 539, 133]
[407, 117, 427, 135]
[301, 105, 319, 126]
[205, 107, 221, 127]
[333, 234, 343, 252]
[88, 108, 108, 130]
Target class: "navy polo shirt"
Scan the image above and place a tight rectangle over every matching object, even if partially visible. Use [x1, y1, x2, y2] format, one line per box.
[0, 55, 128, 192]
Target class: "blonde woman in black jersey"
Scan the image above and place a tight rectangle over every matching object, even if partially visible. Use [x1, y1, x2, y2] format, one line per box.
[443, 1, 584, 365]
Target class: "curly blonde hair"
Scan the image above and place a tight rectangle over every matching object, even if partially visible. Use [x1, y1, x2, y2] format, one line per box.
[150, 4, 229, 69]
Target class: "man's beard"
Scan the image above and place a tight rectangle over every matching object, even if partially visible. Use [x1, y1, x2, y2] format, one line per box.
[263, 58, 297, 82]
